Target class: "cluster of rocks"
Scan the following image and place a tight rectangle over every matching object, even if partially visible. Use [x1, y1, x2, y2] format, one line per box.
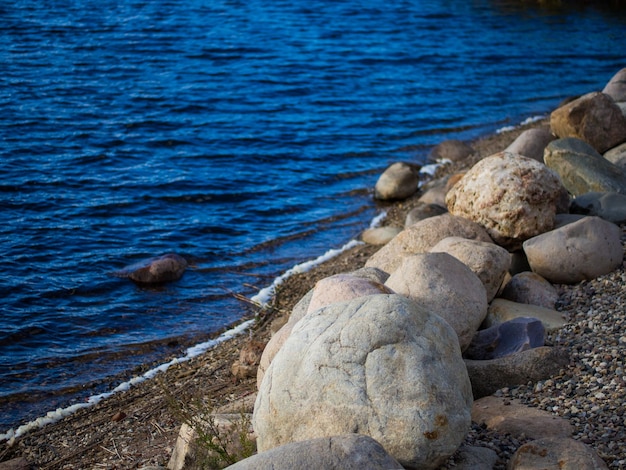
[169, 68, 626, 469]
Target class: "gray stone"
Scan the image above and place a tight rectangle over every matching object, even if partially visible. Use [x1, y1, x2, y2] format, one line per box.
[504, 127, 556, 162]
[464, 317, 545, 360]
[254, 294, 473, 470]
[429, 236, 510, 302]
[404, 202, 447, 228]
[385, 253, 488, 351]
[116, 253, 188, 284]
[226, 434, 403, 470]
[570, 191, 626, 224]
[445, 152, 564, 250]
[429, 139, 474, 162]
[485, 299, 566, 333]
[447, 445, 498, 470]
[522, 216, 623, 284]
[360, 225, 402, 245]
[602, 67, 626, 102]
[499, 271, 559, 309]
[472, 396, 574, 440]
[550, 91, 626, 153]
[509, 437, 609, 470]
[365, 213, 492, 274]
[604, 141, 626, 171]
[544, 137, 626, 196]
[374, 162, 420, 200]
[465, 346, 569, 399]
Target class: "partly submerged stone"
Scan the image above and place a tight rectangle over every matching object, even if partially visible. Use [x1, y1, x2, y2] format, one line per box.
[115, 253, 188, 284]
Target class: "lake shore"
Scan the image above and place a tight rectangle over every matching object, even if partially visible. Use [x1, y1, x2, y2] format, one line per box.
[2, 115, 624, 469]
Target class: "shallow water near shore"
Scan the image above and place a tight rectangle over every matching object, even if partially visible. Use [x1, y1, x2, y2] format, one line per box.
[1, 0, 625, 431]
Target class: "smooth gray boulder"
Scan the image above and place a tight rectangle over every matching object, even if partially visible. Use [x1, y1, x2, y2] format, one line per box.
[429, 139, 474, 162]
[465, 346, 569, 399]
[254, 294, 473, 470]
[374, 162, 420, 200]
[550, 91, 626, 153]
[429, 236, 510, 302]
[500, 271, 559, 309]
[504, 127, 556, 162]
[445, 152, 564, 250]
[570, 191, 626, 224]
[404, 202, 447, 228]
[509, 437, 609, 470]
[226, 434, 404, 470]
[522, 216, 623, 284]
[544, 137, 626, 196]
[385, 253, 488, 351]
[602, 67, 626, 103]
[365, 213, 492, 274]
[464, 317, 545, 360]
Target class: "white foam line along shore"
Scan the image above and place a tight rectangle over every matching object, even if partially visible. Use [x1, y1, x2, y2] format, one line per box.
[1, 230, 377, 443]
[496, 114, 546, 134]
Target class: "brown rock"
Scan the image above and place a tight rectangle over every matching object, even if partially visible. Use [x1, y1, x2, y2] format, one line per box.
[0, 458, 31, 470]
[429, 139, 474, 162]
[509, 437, 608, 470]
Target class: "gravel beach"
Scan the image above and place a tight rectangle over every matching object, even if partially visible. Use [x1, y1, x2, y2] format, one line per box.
[1, 117, 625, 469]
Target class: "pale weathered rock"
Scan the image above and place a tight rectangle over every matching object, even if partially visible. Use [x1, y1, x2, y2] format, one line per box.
[226, 434, 403, 470]
[544, 137, 626, 196]
[499, 271, 559, 309]
[509, 437, 609, 470]
[254, 294, 473, 469]
[504, 127, 556, 162]
[604, 141, 626, 171]
[417, 176, 449, 207]
[365, 213, 492, 274]
[429, 236, 510, 302]
[522, 216, 623, 284]
[447, 445, 498, 470]
[445, 152, 564, 250]
[485, 299, 566, 333]
[385, 253, 488, 351]
[472, 396, 574, 440]
[360, 226, 402, 245]
[306, 273, 394, 315]
[257, 322, 292, 390]
[464, 346, 569, 399]
[374, 162, 420, 200]
[570, 191, 626, 224]
[404, 202, 447, 228]
[549, 91, 626, 153]
[602, 67, 626, 102]
[429, 139, 474, 162]
[464, 317, 545, 360]
[116, 253, 188, 284]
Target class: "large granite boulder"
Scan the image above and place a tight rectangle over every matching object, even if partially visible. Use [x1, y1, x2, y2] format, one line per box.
[504, 127, 556, 162]
[227, 434, 404, 470]
[374, 162, 420, 200]
[429, 236, 510, 302]
[253, 294, 473, 470]
[115, 253, 187, 284]
[365, 213, 492, 274]
[570, 191, 626, 224]
[445, 152, 564, 250]
[385, 253, 488, 351]
[549, 91, 626, 153]
[602, 67, 626, 103]
[522, 216, 623, 284]
[544, 137, 626, 196]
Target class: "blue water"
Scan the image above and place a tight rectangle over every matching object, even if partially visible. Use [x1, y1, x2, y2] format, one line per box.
[1, 0, 625, 431]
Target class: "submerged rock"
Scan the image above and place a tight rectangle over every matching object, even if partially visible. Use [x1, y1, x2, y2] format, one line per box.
[115, 253, 188, 284]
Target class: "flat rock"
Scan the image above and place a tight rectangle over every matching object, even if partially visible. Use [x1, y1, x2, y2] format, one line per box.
[549, 91, 626, 153]
[445, 151, 563, 250]
[570, 191, 626, 224]
[360, 226, 402, 245]
[374, 162, 420, 200]
[602, 67, 626, 102]
[509, 437, 609, 470]
[385, 253, 488, 351]
[254, 294, 473, 470]
[472, 396, 574, 440]
[499, 271, 559, 309]
[429, 236, 510, 302]
[227, 434, 404, 470]
[365, 213, 492, 274]
[544, 137, 626, 196]
[464, 346, 569, 399]
[504, 126, 556, 162]
[522, 216, 623, 284]
[0, 458, 31, 470]
[464, 317, 545, 360]
[484, 299, 566, 333]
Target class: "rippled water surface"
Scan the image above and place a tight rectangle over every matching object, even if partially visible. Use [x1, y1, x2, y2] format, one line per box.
[1, 0, 625, 430]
